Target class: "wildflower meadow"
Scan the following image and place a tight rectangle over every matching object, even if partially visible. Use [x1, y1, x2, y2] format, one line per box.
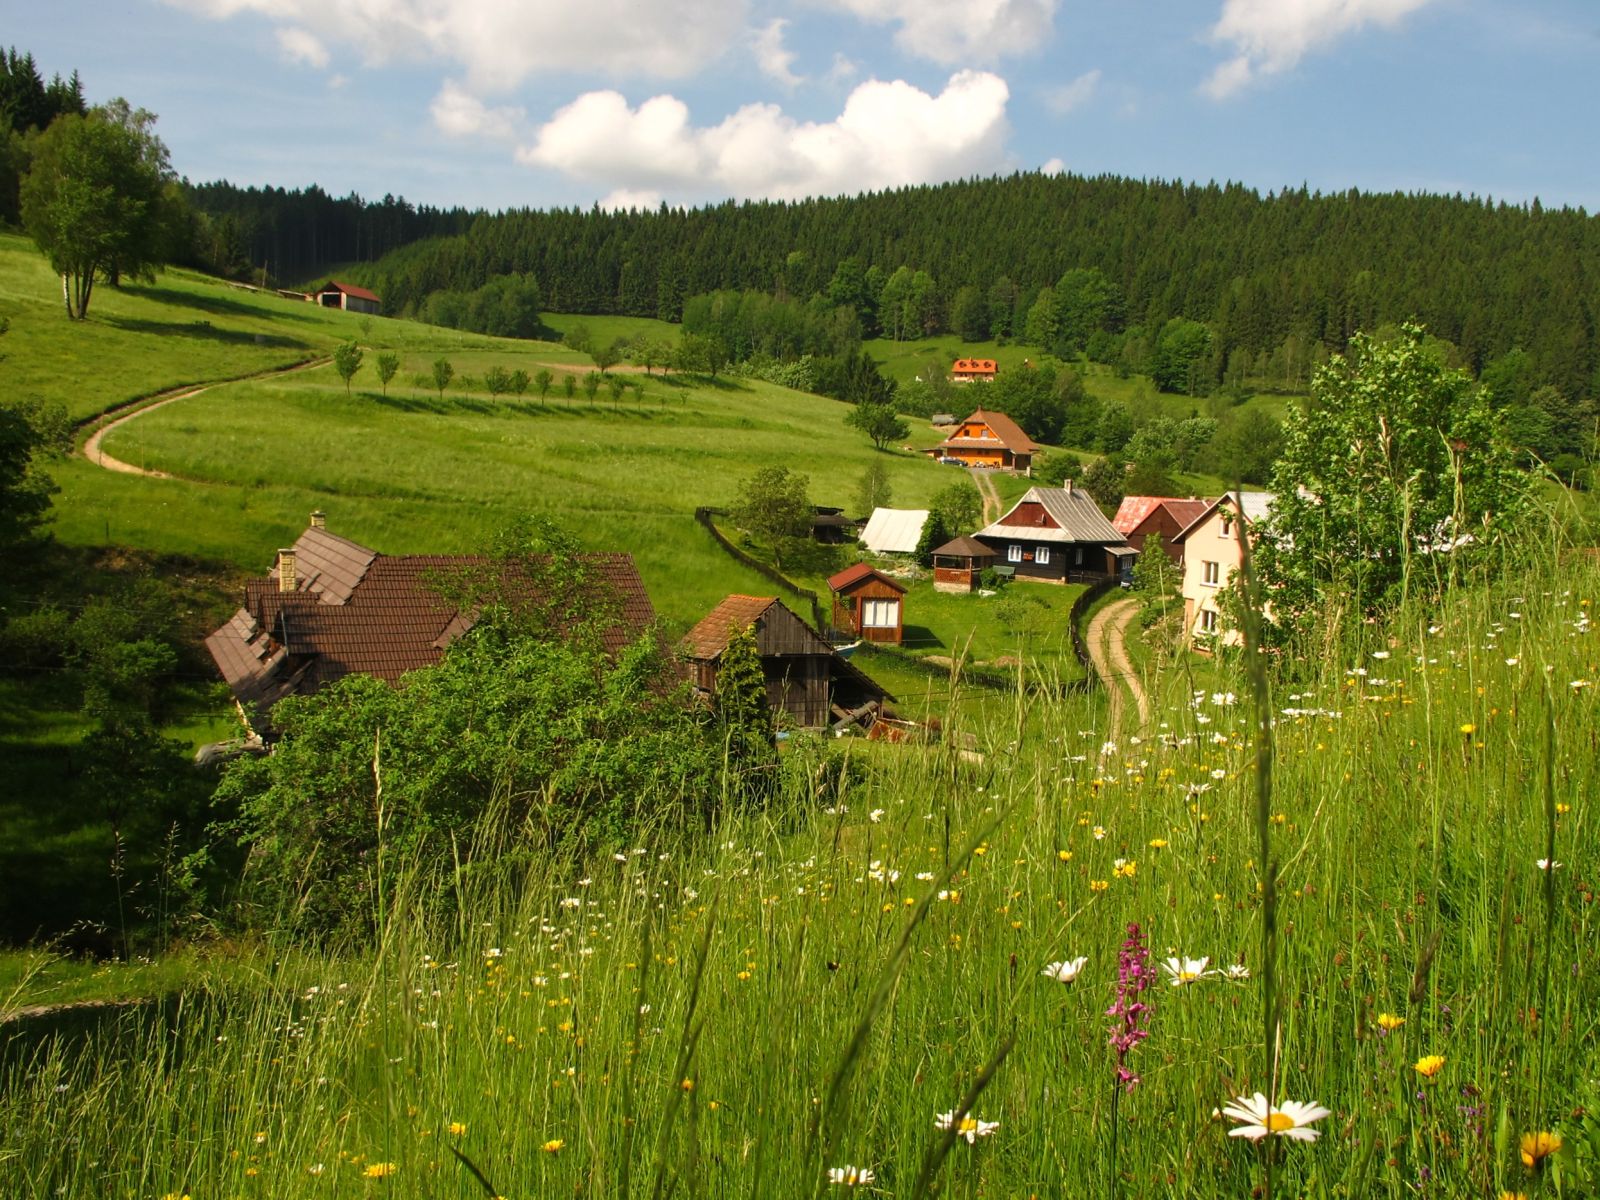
[3, 554, 1597, 1199]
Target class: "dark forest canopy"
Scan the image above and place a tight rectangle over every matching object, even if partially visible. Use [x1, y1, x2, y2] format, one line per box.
[186, 172, 1597, 402]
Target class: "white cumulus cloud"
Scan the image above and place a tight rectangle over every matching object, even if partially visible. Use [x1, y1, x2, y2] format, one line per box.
[1041, 157, 1065, 174]
[1203, 0, 1438, 98]
[817, 0, 1059, 65]
[276, 26, 330, 69]
[163, 0, 747, 89]
[599, 188, 666, 212]
[519, 70, 1012, 203]
[753, 18, 803, 87]
[430, 80, 524, 141]
[1043, 68, 1099, 114]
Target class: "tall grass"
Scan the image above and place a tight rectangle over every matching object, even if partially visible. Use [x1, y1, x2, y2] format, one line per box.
[2, 552, 1596, 1198]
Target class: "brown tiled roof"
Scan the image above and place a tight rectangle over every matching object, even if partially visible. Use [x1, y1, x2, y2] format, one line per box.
[1112, 497, 1210, 536]
[208, 525, 656, 722]
[930, 536, 997, 559]
[945, 409, 1040, 453]
[826, 562, 906, 594]
[681, 595, 778, 660]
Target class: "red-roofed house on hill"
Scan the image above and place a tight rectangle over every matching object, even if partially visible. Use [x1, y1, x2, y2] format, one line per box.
[827, 563, 907, 645]
[682, 595, 891, 728]
[950, 358, 998, 383]
[314, 280, 381, 315]
[925, 408, 1040, 473]
[1111, 496, 1211, 563]
[205, 513, 656, 733]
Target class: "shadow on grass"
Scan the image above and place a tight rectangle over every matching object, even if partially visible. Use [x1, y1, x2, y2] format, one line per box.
[120, 282, 327, 326]
[102, 314, 307, 350]
[369, 392, 502, 416]
[900, 624, 945, 651]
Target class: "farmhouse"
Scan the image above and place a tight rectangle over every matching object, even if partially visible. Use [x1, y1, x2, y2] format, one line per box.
[205, 513, 655, 730]
[859, 507, 930, 555]
[925, 409, 1040, 472]
[973, 482, 1136, 584]
[950, 358, 999, 383]
[313, 279, 381, 314]
[682, 595, 891, 728]
[1171, 490, 1277, 647]
[1112, 496, 1210, 563]
[827, 562, 907, 645]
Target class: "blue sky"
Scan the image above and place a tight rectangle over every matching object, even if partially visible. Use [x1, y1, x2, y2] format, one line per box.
[11, 0, 1600, 213]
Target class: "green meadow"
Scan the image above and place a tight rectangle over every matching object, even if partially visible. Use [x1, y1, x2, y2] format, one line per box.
[4, 550, 1596, 1198]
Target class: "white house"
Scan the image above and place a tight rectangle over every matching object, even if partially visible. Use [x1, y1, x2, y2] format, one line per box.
[1171, 491, 1276, 648]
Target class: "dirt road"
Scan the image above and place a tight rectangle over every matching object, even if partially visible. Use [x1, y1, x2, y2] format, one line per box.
[967, 467, 1002, 524]
[1085, 595, 1150, 741]
[81, 357, 331, 478]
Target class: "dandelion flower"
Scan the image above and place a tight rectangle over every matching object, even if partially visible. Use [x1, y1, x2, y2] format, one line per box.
[364, 1162, 398, 1178]
[934, 1109, 999, 1143]
[827, 1165, 875, 1186]
[1414, 1054, 1446, 1078]
[1042, 957, 1088, 983]
[1220, 1092, 1331, 1142]
[1161, 956, 1212, 985]
[1377, 1012, 1405, 1031]
[1113, 858, 1136, 878]
[542, 1138, 566, 1153]
[1520, 1130, 1561, 1169]
[447, 1122, 466, 1136]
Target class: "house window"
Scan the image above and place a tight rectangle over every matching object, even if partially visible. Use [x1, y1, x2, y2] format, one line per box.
[1202, 560, 1220, 586]
[1007, 544, 1022, 563]
[1036, 545, 1050, 565]
[1198, 609, 1219, 635]
[862, 598, 900, 629]
[1219, 515, 1234, 539]
[1073, 546, 1084, 566]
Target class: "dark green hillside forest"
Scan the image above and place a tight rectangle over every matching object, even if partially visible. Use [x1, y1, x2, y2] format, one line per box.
[190, 174, 1600, 407]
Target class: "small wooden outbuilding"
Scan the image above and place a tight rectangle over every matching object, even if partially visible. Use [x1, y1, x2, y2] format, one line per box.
[930, 536, 998, 593]
[682, 595, 891, 728]
[827, 563, 907, 645]
[313, 280, 381, 315]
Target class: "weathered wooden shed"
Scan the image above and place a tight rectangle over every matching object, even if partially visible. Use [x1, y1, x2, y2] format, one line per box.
[827, 562, 907, 645]
[313, 280, 381, 315]
[682, 595, 891, 728]
[930, 536, 998, 593]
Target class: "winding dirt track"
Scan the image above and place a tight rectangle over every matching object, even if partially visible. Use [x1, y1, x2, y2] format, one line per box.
[81, 357, 330, 478]
[967, 467, 1001, 524]
[1085, 595, 1150, 741]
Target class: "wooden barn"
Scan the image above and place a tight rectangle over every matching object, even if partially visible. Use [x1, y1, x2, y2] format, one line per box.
[827, 563, 907, 644]
[930, 536, 998, 593]
[313, 280, 381, 315]
[682, 595, 891, 728]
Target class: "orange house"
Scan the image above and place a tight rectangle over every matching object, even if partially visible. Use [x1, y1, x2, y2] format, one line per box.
[950, 358, 999, 383]
[924, 408, 1040, 472]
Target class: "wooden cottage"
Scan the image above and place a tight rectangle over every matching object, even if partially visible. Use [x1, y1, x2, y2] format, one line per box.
[1112, 496, 1210, 563]
[827, 563, 907, 644]
[950, 358, 999, 383]
[682, 595, 891, 728]
[930, 536, 998, 593]
[810, 505, 861, 545]
[313, 280, 381, 315]
[205, 513, 655, 734]
[973, 482, 1137, 584]
[924, 408, 1040, 472]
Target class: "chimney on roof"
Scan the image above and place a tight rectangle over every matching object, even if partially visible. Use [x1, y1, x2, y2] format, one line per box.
[310, 509, 326, 529]
[277, 548, 297, 593]
[1063, 479, 1073, 495]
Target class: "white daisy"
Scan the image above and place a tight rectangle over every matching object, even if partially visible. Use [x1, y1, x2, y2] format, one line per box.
[1536, 858, 1562, 871]
[827, 1164, 875, 1186]
[1220, 1092, 1331, 1142]
[934, 1109, 999, 1143]
[1161, 956, 1213, 985]
[1041, 956, 1088, 983]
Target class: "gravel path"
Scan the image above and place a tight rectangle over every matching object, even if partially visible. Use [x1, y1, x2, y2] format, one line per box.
[1085, 595, 1150, 741]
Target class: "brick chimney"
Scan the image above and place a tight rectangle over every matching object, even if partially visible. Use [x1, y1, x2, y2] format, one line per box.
[310, 509, 326, 529]
[277, 548, 297, 592]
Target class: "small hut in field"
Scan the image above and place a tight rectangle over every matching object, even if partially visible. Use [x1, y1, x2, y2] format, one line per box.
[930, 536, 998, 594]
[826, 563, 907, 645]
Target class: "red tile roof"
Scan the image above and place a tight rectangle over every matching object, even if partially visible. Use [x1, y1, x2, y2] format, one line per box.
[1112, 496, 1210, 536]
[681, 595, 779, 660]
[826, 562, 906, 594]
[208, 523, 655, 723]
[952, 358, 998, 373]
[321, 279, 381, 304]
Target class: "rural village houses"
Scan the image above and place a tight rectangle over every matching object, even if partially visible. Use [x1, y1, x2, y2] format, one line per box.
[1112, 496, 1211, 563]
[827, 562, 907, 645]
[924, 409, 1040, 473]
[1171, 490, 1277, 647]
[972, 482, 1138, 585]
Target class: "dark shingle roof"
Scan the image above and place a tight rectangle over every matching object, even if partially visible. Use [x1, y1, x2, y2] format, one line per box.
[977, 485, 1127, 545]
[930, 536, 998, 559]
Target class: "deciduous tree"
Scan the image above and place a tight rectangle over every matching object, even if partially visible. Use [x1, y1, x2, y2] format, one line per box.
[333, 340, 362, 396]
[845, 402, 909, 452]
[375, 351, 399, 395]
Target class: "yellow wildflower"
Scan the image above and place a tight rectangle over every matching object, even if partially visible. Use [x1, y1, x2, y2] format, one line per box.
[448, 1122, 467, 1136]
[1089, 879, 1109, 893]
[543, 1138, 565, 1153]
[1413, 1054, 1446, 1079]
[364, 1162, 398, 1178]
[1376, 1012, 1405, 1031]
[1520, 1130, 1562, 1169]
[1148, 838, 1168, 849]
